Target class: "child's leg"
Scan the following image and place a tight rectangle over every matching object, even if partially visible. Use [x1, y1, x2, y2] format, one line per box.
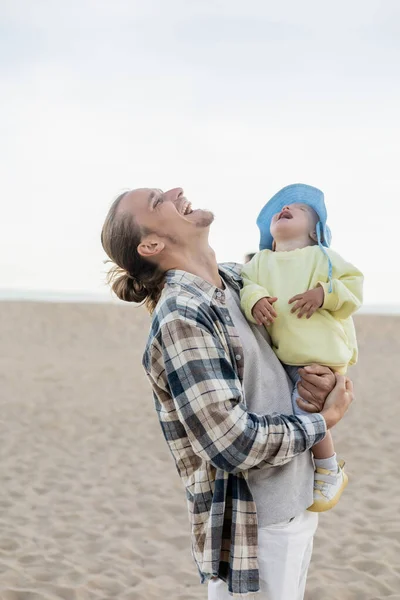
[312, 431, 335, 460]
[288, 365, 348, 513]
[288, 366, 313, 416]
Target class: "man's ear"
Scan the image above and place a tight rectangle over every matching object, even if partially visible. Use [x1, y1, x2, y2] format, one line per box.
[137, 235, 165, 259]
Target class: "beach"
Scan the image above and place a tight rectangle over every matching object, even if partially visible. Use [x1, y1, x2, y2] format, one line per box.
[0, 301, 399, 600]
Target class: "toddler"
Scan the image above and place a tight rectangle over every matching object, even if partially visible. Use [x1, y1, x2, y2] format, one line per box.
[241, 183, 363, 512]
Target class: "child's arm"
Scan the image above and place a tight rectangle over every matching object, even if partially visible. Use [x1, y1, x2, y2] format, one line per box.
[318, 250, 364, 320]
[289, 251, 363, 320]
[240, 253, 276, 324]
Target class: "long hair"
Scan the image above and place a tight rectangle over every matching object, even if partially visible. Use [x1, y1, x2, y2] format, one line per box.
[101, 192, 165, 313]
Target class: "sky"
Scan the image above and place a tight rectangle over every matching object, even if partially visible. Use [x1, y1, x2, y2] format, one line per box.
[1, 0, 400, 305]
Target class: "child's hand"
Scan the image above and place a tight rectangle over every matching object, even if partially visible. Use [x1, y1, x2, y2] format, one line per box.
[288, 286, 324, 319]
[252, 297, 278, 326]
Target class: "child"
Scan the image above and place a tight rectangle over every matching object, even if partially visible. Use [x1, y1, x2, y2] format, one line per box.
[240, 183, 363, 512]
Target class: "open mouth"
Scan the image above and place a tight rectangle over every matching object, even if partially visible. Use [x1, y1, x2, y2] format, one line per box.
[278, 210, 292, 221]
[178, 199, 194, 216]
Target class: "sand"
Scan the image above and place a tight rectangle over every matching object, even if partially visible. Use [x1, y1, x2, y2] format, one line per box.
[0, 301, 399, 600]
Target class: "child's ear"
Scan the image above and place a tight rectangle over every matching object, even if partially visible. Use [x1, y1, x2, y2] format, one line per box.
[310, 229, 318, 243]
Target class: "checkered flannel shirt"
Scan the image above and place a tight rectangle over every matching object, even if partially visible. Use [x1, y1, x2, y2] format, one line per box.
[142, 263, 326, 596]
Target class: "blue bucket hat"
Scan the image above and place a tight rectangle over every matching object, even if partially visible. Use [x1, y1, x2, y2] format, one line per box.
[256, 183, 333, 292]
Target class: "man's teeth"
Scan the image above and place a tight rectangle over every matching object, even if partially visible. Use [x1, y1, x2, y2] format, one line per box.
[183, 201, 193, 215]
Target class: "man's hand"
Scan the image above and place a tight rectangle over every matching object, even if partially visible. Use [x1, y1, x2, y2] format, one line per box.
[296, 364, 336, 413]
[252, 297, 278, 327]
[320, 374, 354, 429]
[288, 286, 324, 318]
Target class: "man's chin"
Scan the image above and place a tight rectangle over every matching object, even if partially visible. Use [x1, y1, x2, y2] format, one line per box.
[194, 210, 214, 228]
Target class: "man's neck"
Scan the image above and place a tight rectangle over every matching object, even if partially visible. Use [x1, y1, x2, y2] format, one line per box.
[165, 245, 223, 289]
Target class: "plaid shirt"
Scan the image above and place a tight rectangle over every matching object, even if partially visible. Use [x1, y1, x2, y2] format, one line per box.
[142, 263, 326, 596]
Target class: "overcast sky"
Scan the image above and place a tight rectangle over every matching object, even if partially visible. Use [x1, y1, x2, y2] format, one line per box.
[1, 0, 400, 304]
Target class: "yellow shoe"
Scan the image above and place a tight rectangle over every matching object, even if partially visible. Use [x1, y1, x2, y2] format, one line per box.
[307, 460, 348, 513]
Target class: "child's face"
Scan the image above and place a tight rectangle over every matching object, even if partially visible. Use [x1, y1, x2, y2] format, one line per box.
[270, 203, 319, 244]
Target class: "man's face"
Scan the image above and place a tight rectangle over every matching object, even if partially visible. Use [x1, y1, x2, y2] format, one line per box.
[270, 203, 319, 242]
[120, 187, 214, 243]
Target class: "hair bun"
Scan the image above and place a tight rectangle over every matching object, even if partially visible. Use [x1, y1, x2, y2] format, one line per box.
[111, 271, 148, 303]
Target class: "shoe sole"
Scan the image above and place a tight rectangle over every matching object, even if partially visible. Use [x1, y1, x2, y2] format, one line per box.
[307, 470, 349, 513]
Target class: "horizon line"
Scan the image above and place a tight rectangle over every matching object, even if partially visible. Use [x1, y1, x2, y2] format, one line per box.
[0, 288, 399, 314]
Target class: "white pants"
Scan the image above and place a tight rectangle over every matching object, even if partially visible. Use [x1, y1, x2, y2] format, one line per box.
[208, 511, 318, 600]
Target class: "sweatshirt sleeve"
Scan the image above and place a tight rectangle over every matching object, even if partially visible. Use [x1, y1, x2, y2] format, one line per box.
[240, 252, 271, 324]
[319, 250, 364, 320]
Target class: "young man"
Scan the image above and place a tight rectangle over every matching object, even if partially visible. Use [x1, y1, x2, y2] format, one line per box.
[101, 187, 354, 599]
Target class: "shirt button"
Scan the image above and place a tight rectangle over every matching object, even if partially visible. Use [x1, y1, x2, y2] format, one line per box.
[216, 291, 222, 298]
[235, 354, 242, 361]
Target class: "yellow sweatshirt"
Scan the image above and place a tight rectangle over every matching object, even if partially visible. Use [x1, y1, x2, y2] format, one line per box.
[240, 246, 364, 373]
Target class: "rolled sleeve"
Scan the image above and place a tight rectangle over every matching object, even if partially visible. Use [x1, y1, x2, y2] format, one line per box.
[297, 413, 327, 443]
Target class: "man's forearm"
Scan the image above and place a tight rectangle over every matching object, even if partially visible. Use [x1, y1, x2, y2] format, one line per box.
[160, 379, 327, 474]
[248, 412, 326, 471]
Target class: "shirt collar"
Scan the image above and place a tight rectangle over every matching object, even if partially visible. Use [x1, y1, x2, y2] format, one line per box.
[165, 262, 242, 303]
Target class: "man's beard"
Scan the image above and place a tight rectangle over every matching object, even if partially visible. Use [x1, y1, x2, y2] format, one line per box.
[195, 210, 214, 228]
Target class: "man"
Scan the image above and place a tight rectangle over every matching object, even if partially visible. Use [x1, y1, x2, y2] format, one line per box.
[101, 187, 354, 599]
